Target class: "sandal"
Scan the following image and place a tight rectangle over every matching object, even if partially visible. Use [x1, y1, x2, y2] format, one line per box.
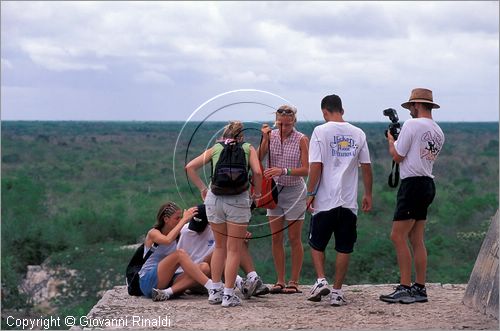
[283, 281, 303, 294]
[269, 283, 285, 294]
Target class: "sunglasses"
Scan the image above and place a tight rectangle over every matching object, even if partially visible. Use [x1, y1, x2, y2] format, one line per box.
[276, 108, 296, 115]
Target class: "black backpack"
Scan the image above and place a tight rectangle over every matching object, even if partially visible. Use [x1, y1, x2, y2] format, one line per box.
[125, 243, 157, 296]
[210, 141, 249, 195]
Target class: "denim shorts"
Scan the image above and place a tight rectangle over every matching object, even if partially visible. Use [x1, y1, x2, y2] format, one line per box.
[139, 265, 181, 298]
[204, 189, 251, 224]
[139, 266, 158, 298]
[266, 183, 306, 221]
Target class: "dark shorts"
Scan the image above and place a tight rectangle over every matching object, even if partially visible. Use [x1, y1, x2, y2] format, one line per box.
[394, 176, 435, 221]
[308, 206, 357, 253]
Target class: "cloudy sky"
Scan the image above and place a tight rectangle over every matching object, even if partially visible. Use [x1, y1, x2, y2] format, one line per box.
[1, 1, 499, 123]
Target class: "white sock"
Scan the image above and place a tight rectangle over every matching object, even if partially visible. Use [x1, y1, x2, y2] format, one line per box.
[162, 287, 174, 296]
[223, 287, 235, 296]
[211, 281, 223, 290]
[317, 277, 327, 283]
[246, 271, 258, 280]
[235, 275, 243, 288]
[204, 279, 213, 290]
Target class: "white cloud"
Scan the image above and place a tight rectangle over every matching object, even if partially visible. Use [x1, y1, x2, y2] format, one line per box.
[1, 1, 498, 121]
[19, 38, 107, 71]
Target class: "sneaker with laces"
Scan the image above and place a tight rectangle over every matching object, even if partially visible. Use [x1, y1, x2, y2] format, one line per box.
[221, 294, 241, 307]
[307, 279, 331, 302]
[254, 281, 270, 296]
[235, 278, 245, 293]
[151, 288, 170, 302]
[242, 276, 260, 299]
[208, 287, 223, 305]
[379, 285, 416, 304]
[330, 291, 347, 306]
[410, 284, 428, 302]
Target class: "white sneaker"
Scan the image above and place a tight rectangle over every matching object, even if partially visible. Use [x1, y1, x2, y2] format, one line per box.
[235, 277, 245, 293]
[330, 291, 347, 306]
[307, 279, 331, 302]
[242, 276, 260, 299]
[221, 294, 241, 307]
[208, 287, 223, 305]
[151, 288, 170, 302]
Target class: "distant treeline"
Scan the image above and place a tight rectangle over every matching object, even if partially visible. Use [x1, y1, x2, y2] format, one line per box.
[1, 121, 498, 323]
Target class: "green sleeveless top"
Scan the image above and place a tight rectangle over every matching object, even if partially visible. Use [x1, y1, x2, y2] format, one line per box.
[211, 142, 251, 174]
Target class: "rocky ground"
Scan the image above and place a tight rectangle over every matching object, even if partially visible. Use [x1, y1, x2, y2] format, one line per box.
[76, 283, 498, 330]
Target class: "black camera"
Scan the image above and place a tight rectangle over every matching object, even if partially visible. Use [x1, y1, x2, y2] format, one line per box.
[383, 108, 401, 140]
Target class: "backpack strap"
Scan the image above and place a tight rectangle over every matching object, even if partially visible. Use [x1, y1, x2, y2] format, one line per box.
[143, 243, 158, 262]
[210, 142, 224, 181]
[267, 131, 272, 169]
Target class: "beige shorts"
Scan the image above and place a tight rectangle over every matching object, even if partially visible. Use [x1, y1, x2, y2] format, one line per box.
[204, 189, 251, 224]
[267, 183, 307, 221]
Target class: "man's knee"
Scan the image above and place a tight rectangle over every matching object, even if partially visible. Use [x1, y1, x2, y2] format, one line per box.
[390, 230, 406, 244]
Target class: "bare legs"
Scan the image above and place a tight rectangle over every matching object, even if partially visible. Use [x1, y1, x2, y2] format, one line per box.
[310, 248, 350, 290]
[390, 219, 427, 285]
[156, 249, 209, 292]
[268, 216, 304, 285]
[409, 220, 427, 284]
[210, 221, 248, 289]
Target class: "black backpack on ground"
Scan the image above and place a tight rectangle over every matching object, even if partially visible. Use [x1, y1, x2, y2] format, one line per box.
[210, 141, 249, 195]
[125, 243, 157, 296]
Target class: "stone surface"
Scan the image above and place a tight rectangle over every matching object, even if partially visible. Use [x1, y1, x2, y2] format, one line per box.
[463, 210, 499, 320]
[19, 264, 77, 306]
[73, 283, 498, 330]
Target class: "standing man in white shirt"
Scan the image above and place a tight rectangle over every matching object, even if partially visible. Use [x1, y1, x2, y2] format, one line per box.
[306, 94, 373, 306]
[379, 88, 445, 304]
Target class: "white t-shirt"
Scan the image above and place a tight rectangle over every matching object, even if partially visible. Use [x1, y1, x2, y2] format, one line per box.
[175, 223, 215, 273]
[309, 121, 371, 215]
[394, 118, 445, 179]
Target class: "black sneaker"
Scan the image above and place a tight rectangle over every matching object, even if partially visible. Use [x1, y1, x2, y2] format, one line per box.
[410, 284, 428, 302]
[379, 285, 415, 304]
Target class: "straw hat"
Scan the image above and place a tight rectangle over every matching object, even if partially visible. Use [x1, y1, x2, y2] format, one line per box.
[401, 88, 440, 109]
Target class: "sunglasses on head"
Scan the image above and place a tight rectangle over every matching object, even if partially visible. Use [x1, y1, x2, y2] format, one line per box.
[276, 108, 295, 115]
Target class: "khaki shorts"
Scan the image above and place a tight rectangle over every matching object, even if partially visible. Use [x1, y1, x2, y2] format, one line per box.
[266, 183, 306, 221]
[204, 189, 251, 224]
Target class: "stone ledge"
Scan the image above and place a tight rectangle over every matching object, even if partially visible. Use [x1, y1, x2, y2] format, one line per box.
[72, 284, 498, 330]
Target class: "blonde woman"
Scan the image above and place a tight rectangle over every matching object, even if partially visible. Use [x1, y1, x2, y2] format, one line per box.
[185, 121, 262, 307]
[258, 105, 309, 294]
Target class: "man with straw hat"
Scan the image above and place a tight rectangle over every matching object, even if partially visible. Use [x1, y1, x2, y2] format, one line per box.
[380, 88, 445, 304]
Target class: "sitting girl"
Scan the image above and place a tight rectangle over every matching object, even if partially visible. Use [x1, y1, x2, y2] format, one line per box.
[138, 201, 214, 301]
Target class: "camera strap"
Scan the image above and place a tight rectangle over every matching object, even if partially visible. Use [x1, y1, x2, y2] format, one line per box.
[388, 160, 400, 188]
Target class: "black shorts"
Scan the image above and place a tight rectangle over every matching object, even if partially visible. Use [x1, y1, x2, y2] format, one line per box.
[394, 176, 435, 221]
[308, 206, 357, 253]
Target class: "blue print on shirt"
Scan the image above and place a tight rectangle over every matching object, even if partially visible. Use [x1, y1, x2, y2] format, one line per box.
[329, 135, 358, 157]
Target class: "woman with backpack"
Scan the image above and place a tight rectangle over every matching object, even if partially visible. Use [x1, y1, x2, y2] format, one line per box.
[185, 121, 262, 307]
[257, 105, 309, 294]
[138, 201, 215, 301]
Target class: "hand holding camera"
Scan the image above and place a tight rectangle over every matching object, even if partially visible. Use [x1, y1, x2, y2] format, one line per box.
[383, 108, 401, 140]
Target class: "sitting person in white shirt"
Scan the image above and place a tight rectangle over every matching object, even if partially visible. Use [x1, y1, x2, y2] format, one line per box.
[177, 204, 269, 298]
